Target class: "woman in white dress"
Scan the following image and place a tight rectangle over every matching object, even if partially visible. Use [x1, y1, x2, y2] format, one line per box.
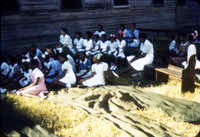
[81, 54, 108, 87]
[54, 53, 76, 88]
[83, 31, 94, 56]
[127, 33, 154, 71]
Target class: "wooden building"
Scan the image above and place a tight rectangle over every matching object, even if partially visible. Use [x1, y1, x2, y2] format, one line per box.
[1, 0, 200, 54]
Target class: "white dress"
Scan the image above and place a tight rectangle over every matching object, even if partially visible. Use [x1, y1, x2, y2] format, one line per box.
[73, 38, 84, 52]
[83, 62, 108, 87]
[108, 40, 118, 56]
[182, 44, 197, 69]
[94, 31, 106, 37]
[117, 39, 126, 58]
[59, 61, 76, 86]
[100, 40, 110, 54]
[83, 39, 93, 55]
[129, 40, 154, 71]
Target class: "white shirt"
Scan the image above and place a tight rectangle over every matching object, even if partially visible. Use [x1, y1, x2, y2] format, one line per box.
[100, 40, 110, 53]
[116, 39, 126, 58]
[94, 31, 106, 37]
[83, 39, 93, 51]
[0, 62, 10, 76]
[169, 40, 176, 51]
[83, 62, 108, 87]
[109, 41, 118, 54]
[59, 34, 73, 47]
[140, 40, 154, 57]
[59, 61, 76, 85]
[74, 38, 84, 52]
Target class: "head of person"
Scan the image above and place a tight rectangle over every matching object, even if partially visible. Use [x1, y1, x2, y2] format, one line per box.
[130, 23, 136, 30]
[86, 31, 92, 40]
[79, 52, 86, 61]
[58, 53, 67, 64]
[75, 32, 82, 39]
[120, 24, 126, 31]
[139, 33, 147, 43]
[93, 34, 99, 41]
[117, 33, 123, 41]
[109, 33, 116, 41]
[98, 24, 103, 31]
[30, 59, 39, 70]
[102, 34, 107, 41]
[93, 53, 102, 63]
[188, 34, 194, 43]
[61, 28, 68, 35]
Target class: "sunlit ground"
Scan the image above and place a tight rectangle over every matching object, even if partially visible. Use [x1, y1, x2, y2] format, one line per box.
[3, 79, 200, 137]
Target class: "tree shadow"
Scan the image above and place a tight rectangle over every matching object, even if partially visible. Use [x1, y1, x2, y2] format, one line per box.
[0, 95, 35, 134]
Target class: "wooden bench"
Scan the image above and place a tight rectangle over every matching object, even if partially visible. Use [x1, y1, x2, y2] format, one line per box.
[154, 55, 196, 93]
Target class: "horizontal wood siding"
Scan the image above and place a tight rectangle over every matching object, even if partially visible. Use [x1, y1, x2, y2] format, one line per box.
[0, 0, 186, 55]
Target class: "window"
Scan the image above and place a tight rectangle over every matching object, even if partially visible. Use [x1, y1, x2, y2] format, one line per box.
[113, 0, 129, 6]
[152, 0, 164, 7]
[61, 0, 83, 10]
[177, 0, 186, 6]
[2, 0, 19, 15]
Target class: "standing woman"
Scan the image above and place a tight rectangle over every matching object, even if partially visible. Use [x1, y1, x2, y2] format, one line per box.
[16, 60, 48, 101]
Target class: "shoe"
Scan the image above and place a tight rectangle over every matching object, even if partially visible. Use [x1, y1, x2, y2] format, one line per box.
[131, 72, 142, 78]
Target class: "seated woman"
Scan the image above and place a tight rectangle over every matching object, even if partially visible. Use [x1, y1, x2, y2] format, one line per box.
[76, 52, 92, 79]
[16, 60, 48, 101]
[80, 54, 108, 87]
[127, 33, 154, 73]
[169, 35, 179, 56]
[54, 53, 76, 88]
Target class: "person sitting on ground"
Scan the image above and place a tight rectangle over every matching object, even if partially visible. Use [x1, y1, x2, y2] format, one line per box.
[124, 34, 140, 57]
[53, 53, 77, 88]
[91, 34, 101, 55]
[16, 60, 48, 101]
[80, 53, 108, 87]
[99, 34, 110, 54]
[59, 28, 75, 54]
[76, 52, 92, 79]
[73, 32, 85, 54]
[83, 31, 94, 56]
[127, 33, 154, 74]
[126, 23, 140, 42]
[94, 24, 106, 38]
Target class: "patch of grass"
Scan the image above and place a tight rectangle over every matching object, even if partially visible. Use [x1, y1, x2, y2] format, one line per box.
[5, 94, 122, 137]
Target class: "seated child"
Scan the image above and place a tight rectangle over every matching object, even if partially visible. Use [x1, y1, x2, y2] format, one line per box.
[16, 60, 48, 101]
[81, 54, 108, 87]
[54, 53, 77, 88]
[76, 52, 92, 78]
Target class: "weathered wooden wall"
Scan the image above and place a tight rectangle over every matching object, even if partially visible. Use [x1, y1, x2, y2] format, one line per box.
[1, 0, 199, 55]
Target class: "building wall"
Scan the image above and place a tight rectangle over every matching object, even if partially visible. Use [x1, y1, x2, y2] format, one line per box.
[1, 0, 197, 55]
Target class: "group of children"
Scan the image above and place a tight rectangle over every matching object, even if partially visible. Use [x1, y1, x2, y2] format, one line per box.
[1, 23, 199, 100]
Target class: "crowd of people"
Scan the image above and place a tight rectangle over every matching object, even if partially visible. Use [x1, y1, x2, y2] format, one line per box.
[0, 23, 200, 100]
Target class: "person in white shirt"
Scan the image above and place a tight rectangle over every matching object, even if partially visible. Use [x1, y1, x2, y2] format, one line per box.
[83, 31, 94, 56]
[91, 34, 102, 55]
[169, 35, 179, 56]
[118, 24, 129, 38]
[54, 53, 77, 88]
[59, 28, 75, 54]
[81, 53, 108, 87]
[127, 33, 154, 71]
[100, 34, 110, 54]
[73, 32, 85, 53]
[94, 24, 106, 38]
[116, 34, 127, 59]
[108, 34, 118, 56]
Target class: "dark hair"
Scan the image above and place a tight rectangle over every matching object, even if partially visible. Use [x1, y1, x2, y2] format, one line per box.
[139, 33, 147, 39]
[86, 31, 92, 39]
[188, 34, 194, 43]
[120, 24, 126, 30]
[61, 27, 68, 34]
[31, 59, 39, 69]
[98, 24, 103, 29]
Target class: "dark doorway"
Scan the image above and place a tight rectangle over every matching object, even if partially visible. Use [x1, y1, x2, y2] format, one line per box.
[152, 0, 164, 7]
[1, 0, 19, 15]
[61, 0, 83, 10]
[114, 0, 129, 6]
[177, 0, 186, 6]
